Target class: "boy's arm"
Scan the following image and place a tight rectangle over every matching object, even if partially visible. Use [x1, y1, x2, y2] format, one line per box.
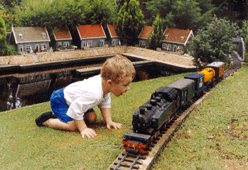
[74, 119, 97, 138]
[100, 108, 122, 130]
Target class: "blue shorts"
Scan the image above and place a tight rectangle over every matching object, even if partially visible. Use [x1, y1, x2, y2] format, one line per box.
[50, 87, 94, 122]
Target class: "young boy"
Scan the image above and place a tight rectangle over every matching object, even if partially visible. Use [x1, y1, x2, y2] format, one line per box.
[35, 55, 136, 139]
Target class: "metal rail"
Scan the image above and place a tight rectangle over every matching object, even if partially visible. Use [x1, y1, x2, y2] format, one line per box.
[107, 92, 211, 170]
[107, 53, 241, 170]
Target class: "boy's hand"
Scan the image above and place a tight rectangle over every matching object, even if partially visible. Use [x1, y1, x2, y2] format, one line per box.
[80, 128, 97, 138]
[106, 121, 123, 130]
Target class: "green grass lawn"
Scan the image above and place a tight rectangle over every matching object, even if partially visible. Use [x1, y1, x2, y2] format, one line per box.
[152, 65, 248, 170]
[0, 71, 188, 170]
[1, 65, 247, 170]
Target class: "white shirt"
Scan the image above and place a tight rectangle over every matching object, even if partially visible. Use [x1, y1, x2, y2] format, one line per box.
[64, 75, 111, 120]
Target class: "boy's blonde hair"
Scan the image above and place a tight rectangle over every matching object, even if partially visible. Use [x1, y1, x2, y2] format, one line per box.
[101, 55, 136, 83]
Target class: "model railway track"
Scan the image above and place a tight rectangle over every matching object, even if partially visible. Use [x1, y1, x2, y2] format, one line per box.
[108, 91, 211, 170]
[108, 54, 241, 170]
[223, 52, 241, 78]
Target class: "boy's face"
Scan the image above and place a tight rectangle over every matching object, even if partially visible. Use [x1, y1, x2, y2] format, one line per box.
[110, 75, 133, 97]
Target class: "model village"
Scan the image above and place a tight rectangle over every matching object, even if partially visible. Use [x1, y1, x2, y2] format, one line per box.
[1, 1, 248, 170]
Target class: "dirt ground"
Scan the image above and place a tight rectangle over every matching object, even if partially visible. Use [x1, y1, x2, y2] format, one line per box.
[0, 46, 194, 66]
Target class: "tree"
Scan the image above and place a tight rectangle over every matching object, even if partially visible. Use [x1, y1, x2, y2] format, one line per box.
[116, 0, 145, 45]
[147, 14, 164, 50]
[0, 11, 7, 46]
[145, 0, 214, 31]
[15, 0, 90, 31]
[145, 0, 174, 27]
[172, 0, 203, 30]
[86, 0, 117, 25]
[190, 16, 239, 67]
[0, 10, 17, 56]
[212, 0, 248, 22]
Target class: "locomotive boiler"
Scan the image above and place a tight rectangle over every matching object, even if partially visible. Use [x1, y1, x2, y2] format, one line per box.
[123, 61, 225, 154]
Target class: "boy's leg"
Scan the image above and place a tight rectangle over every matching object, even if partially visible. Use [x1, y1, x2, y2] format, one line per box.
[42, 118, 77, 131]
[43, 111, 97, 131]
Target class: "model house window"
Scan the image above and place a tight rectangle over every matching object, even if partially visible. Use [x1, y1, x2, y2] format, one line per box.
[87, 41, 92, 47]
[164, 35, 169, 39]
[181, 36, 185, 41]
[19, 45, 23, 52]
[63, 42, 69, 47]
[58, 42, 62, 47]
[25, 45, 31, 52]
[173, 45, 177, 52]
[167, 44, 171, 51]
[178, 46, 183, 52]
[112, 39, 116, 46]
[100, 40, 104, 46]
[41, 44, 47, 51]
[82, 41, 87, 47]
[162, 43, 167, 49]
[35, 44, 39, 52]
[42, 33, 46, 38]
[142, 40, 146, 46]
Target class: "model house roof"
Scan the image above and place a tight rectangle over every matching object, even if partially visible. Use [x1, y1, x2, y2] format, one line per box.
[12, 26, 50, 44]
[54, 27, 72, 40]
[138, 26, 153, 39]
[107, 24, 119, 38]
[162, 27, 193, 45]
[77, 24, 106, 39]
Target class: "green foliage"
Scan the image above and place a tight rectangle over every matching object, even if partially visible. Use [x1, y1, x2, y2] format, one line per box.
[190, 17, 239, 67]
[1, 0, 19, 7]
[0, 44, 18, 56]
[147, 14, 164, 50]
[0, 0, 19, 32]
[0, 11, 7, 46]
[15, 0, 90, 31]
[0, 72, 189, 169]
[245, 37, 248, 52]
[86, 0, 117, 25]
[16, 0, 118, 31]
[145, 0, 173, 27]
[172, 0, 202, 30]
[116, 0, 145, 45]
[0, 11, 16, 56]
[146, 0, 215, 31]
[153, 65, 248, 169]
[213, 0, 248, 25]
[238, 20, 248, 42]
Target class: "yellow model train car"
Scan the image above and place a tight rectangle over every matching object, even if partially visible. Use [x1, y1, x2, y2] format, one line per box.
[198, 68, 215, 84]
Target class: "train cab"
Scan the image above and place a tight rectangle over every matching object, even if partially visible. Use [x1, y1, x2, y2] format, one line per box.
[166, 79, 195, 108]
[184, 73, 206, 96]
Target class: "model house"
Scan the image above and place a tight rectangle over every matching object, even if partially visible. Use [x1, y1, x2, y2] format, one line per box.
[106, 24, 121, 46]
[53, 27, 73, 51]
[161, 27, 194, 53]
[138, 26, 153, 47]
[12, 25, 50, 54]
[76, 24, 107, 49]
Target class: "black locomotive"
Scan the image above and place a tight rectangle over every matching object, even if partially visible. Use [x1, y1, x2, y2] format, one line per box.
[123, 61, 225, 154]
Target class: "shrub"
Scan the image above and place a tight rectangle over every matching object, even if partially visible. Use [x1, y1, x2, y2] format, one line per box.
[190, 17, 239, 68]
[0, 44, 17, 56]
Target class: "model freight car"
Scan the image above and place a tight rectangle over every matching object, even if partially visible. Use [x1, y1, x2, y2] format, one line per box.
[123, 61, 225, 154]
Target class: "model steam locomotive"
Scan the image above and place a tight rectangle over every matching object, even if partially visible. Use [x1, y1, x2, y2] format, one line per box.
[123, 61, 225, 154]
